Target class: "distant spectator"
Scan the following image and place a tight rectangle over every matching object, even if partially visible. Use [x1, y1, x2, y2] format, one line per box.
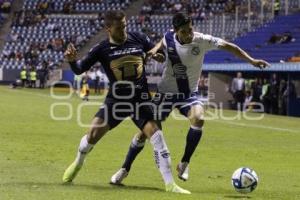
[144, 14, 151, 24]
[38, 62, 49, 89]
[63, 2, 73, 14]
[37, 2, 49, 14]
[262, 78, 271, 113]
[282, 80, 297, 115]
[274, 0, 280, 16]
[20, 67, 28, 87]
[278, 79, 286, 115]
[281, 32, 295, 43]
[141, 2, 152, 15]
[76, 35, 85, 47]
[268, 33, 282, 44]
[137, 14, 145, 25]
[8, 51, 15, 59]
[231, 72, 245, 111]
[268, 32, 294, 44]
[3, 49, 10, 58]
[269, 73, 279, 114]
[173, 2, 183, 12]
[9, 32, 19, 42]
[73, 74, 82, 94]
[80, 76, 90, 101]
[29, 67, 37, 88]
[251, 78, 263, 102]
[224, 0, 235, 13]
[244, 90, 253, 111]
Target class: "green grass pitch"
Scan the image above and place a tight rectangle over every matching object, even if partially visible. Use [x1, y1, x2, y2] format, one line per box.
[0, 86, 299, 200]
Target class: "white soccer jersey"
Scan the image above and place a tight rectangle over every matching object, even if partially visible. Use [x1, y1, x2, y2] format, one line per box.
[158, 30, 224, 94]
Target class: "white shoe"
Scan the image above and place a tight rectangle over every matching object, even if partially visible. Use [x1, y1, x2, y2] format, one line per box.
[110, 168, 128, 185]
[177, 162, 189, 181]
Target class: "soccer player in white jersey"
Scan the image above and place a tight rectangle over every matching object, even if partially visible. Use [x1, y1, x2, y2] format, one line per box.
[110, 13, 270, 185]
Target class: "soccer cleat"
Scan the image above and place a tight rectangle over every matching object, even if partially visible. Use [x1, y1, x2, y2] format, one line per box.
[165, 182, 191, 194]
[177, 162, 189, 181]
[110, 168, 128, 185]
[62, 161, 82, 183]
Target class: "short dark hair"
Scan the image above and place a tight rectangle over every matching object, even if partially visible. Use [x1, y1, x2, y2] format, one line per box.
[172, 13, 192, 30]
[104, 10, 126, 27]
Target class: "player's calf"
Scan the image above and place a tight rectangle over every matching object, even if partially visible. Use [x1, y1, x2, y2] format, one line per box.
[178, 105, 204, 181]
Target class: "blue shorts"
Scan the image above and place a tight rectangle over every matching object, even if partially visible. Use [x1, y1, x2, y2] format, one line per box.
[153, 92, 204, 121]
[95, 89, 154, 130]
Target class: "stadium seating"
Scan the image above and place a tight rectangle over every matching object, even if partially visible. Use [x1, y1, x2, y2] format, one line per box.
[205, 13, 300, 63]
[0, 14, 102, 69]
[0, 0, 135, 70]
[127, 14, 260, 42]
[23, 0, 130, 13]
[140, 0, 299, 15]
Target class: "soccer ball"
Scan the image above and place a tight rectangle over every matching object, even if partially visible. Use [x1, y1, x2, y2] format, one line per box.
[231, 167, 258, 193]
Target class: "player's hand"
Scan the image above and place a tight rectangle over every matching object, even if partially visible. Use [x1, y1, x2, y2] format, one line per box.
[146, 48, 158, 61]
[152, 53, 165, 63]
[64, 43, 77, 62]
[251, 59, 270, 69]
[146, 48, 165, 63]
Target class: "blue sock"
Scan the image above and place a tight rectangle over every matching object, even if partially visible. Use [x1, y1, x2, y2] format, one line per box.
[122, 137, 145, 172]
[181, 126, 203, 163]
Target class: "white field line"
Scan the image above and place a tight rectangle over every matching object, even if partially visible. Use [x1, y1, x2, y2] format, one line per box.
[4, 88, 52, 98]
[213, 119, 299, 133]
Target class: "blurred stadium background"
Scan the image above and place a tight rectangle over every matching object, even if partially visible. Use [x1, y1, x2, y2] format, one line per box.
[0, 0, 299, 116]
[0, 1, 300, 200]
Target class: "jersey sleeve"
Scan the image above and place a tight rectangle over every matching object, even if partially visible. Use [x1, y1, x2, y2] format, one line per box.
[162, 33, 167, 48]
[196, 33, 225, 51]
[162, 30, 174, 49]
[69, 44, 102, 75]
[136, 32, 155, 52]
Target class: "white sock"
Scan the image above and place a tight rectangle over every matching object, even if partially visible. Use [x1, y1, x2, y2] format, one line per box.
[75, 135, 94, 165]
[150, 130, 174, 185]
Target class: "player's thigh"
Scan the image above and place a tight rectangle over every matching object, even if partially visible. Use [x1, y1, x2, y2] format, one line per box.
[179, 98, 205, 127]
[96, 97, 131, 128]
[132, 102, 160, 138]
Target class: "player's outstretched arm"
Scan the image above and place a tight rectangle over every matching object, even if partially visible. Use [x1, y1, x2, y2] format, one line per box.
[64, 43, 98, 75]
[219, 41, 270, 69]
[146, 39, 165, 63]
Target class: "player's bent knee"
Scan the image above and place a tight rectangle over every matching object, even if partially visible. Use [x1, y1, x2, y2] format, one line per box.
[188, 105, 205, 128]
[142, 120, 159, 138]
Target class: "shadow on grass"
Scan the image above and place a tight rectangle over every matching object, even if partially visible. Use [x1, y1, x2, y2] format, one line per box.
[223, 195, 251, 199]
[3, 181, 163, 193]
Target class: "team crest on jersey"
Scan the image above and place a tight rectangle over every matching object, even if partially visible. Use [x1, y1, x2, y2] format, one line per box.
[191, 46, 200, 55]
